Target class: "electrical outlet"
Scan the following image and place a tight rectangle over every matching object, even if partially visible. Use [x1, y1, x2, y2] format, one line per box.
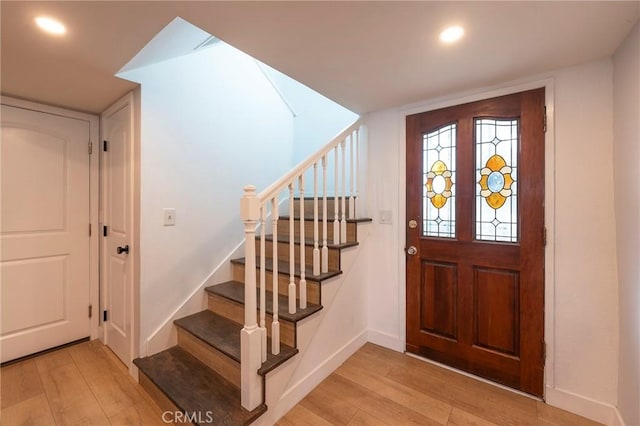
[163, 208, 176, 226]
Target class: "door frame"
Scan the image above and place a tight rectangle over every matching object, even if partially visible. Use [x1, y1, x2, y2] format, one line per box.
[100, 91, 140, 374]
[1, 95, 101, 342]
[396, 78, 557, 396]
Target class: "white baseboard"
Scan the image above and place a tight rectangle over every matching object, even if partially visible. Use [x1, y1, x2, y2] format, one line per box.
[612, 407, 626, 426]
[269, 329, 368, 422]
[545, 386, 621, 426]
[144, 241, 244, 356]
[367, 329, 405, 352]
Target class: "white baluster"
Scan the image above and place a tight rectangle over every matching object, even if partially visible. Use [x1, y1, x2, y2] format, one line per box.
[313, 162, 320, 276]
[271, 196, 280, 355]
[288, 183, 296, 314]
[299, 175, 307, 309]
[321, 156, 329, 273]
[341, 139, 347, 244]
[333, 146, 340, 244]
[259, 206, 267, 363]
[349, 133, 355, 220]
[240, 185, 262, 410]
[355, 128, 360, 218]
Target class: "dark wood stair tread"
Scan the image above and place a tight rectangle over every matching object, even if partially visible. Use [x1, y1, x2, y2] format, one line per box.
[230, 257, 342, 282]
[280, 215, 373, 223]
[205, 280, 323, 322]
[173, 310, 298, 375]
[259, 234, 358, 250]
[133, 346, 266, 425]
[174, 311, 243, 362]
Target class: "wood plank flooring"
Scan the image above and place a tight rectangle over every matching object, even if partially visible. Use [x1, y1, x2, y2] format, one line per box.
[1, 340, 171, 425]
[2, 340, 602, 425]
[277, 343, 603, 426]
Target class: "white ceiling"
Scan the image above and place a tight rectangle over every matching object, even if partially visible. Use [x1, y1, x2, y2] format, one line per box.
[1, 1, 638, 114]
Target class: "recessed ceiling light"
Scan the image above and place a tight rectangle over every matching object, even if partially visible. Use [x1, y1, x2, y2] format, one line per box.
[35, 16, 66, 36]
[440, 26, 464, 44]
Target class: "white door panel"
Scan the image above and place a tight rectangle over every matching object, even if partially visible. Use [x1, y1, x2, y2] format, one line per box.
[1, 105, 91, 362]
[102, 98, 132, 367]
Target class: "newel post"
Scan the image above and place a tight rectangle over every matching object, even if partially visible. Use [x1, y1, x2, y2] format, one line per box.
[240, 185, 263, 410]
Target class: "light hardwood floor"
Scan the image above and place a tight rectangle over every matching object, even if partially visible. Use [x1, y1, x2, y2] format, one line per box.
[0, 340, 170, 425]
[277, 343, 602, 426]
[1, 340, 601, 425]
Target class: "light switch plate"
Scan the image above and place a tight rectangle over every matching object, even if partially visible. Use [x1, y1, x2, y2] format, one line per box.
[379, 210, 393, 224]
[163, 208, 176, 226]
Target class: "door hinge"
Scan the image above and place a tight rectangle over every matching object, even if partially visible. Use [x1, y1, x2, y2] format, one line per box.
[88, 141, 93, 155]
[103, 140, 108, 152]
[543, 106, 547, 133]
[103, 310, 108, 322]
[543, 227, 547, 247]
[89, 223, 92, 236]
[543, 341, 547, 364]
[103, 225, 108, 237]
[89, 305, 92, 318]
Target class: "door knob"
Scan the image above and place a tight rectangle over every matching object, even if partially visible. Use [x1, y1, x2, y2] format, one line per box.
[406, 246, 417, 256]
[117, 245, 129, 255]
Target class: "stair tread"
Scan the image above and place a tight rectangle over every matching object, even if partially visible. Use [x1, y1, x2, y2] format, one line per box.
[259, 234, 358, 249]
[133, 346, 265, 425]
[173, 310, 298, 375]
[205, 280, 323, 322]
[280, 215, 373, 223]
[174, 311, 243, 362]
[230, 257, 342, 282]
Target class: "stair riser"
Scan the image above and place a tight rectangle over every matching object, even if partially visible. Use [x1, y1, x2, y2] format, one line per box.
[138, 372, 183, 417]
[207, 293, 295, 347]
[256, 239, 340, 270]
[231, 263, 321, 305]
[177, 328, 241, 389]
[277, 218, 358, 244]
[295, 198, 352, 218]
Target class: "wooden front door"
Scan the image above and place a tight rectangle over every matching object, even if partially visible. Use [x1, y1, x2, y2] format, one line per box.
[405, 88, 545, 396]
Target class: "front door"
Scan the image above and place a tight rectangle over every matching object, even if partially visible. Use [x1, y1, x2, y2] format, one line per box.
[1, 104, 91, 362]
[101, 95, 133, 367]
[405, 88, 545, 396]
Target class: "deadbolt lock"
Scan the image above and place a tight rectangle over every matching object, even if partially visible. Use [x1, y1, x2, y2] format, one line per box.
[408, 220, 417, 229]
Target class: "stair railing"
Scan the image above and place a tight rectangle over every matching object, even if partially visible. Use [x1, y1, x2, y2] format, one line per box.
[239, 118, 363, 410]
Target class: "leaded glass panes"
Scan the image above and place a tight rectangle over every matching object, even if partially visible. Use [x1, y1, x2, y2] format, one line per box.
[423, 124, 456, 238]
[475, 118, 518, 242]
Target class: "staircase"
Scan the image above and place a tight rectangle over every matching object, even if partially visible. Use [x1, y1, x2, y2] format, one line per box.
[133, 121, 369, 424]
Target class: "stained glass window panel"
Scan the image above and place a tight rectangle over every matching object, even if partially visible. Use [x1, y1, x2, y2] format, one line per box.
[475, 118, 518, 242]
[423, 124, 456, 238]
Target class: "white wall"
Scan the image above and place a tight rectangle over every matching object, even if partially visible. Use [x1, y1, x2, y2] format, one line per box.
[260, 64, 358, 164]
[364, 59, 621, 423]
[550, 60, 619, 415]
[613, 23, 640, 426]
[121, 43, 294, 353]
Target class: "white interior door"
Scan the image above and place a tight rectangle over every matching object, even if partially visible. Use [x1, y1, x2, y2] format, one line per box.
[1, 105, 91, 362]
[101, 96, 133, 367]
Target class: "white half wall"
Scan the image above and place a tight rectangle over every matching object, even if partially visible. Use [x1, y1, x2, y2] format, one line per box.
[121, 43, 295, 354]
[364, 58, 620, 423]
[613, 22, 640, 426]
